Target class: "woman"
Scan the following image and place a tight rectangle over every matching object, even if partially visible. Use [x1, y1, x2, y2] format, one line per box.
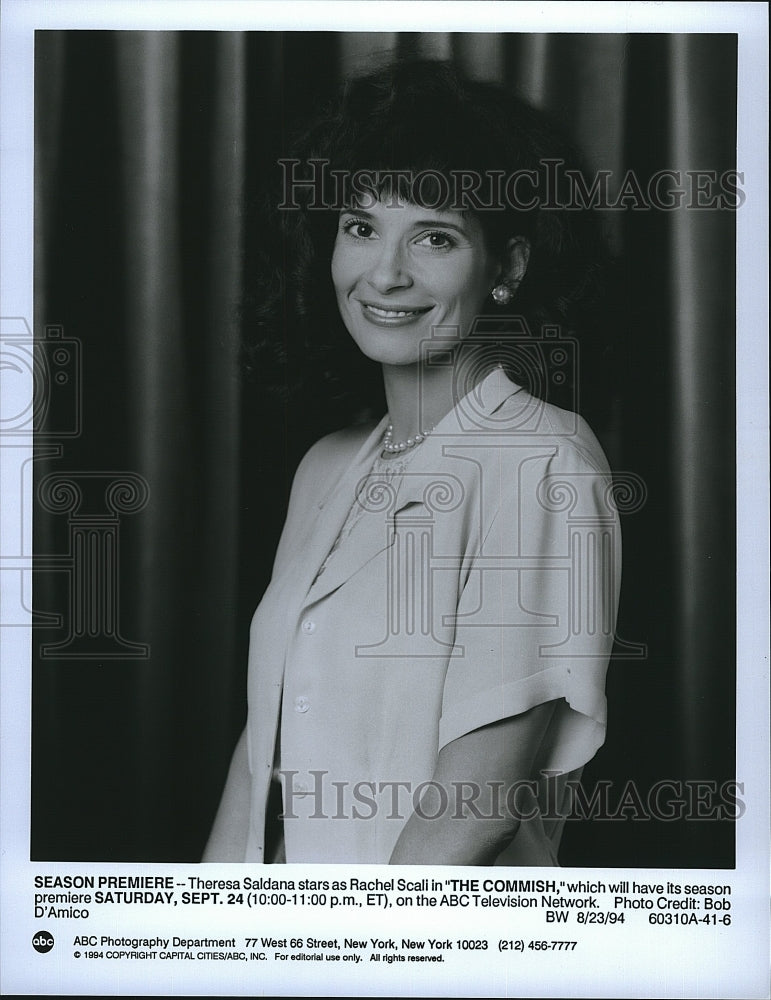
[204, 60, 620, 866]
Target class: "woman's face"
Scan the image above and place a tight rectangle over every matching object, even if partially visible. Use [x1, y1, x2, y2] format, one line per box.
[331, 197, 501, 367]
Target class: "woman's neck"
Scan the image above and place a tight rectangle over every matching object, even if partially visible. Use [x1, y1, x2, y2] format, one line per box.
[380, 354, 488, 443]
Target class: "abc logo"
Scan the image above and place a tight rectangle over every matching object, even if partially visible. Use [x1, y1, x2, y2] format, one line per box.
[32, 930, 54, 954]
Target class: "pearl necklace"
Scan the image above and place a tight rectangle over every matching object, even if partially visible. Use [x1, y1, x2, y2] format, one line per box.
[382, 421, 434, 454]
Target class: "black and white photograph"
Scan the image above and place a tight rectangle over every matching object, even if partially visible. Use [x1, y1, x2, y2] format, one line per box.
[1, 2, 768, 997]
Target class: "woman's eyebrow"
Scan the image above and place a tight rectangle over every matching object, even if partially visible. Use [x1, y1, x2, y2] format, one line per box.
[340, 207, 470, 235]
[410, 218, 469, 235]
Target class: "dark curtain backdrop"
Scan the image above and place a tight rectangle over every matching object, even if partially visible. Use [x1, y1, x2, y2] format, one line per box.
[32, 31, 736, 865]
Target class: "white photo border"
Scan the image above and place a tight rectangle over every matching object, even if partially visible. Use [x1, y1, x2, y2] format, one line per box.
[1, 2, 768, 997]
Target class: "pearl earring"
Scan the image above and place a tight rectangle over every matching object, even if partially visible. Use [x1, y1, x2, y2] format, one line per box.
[492, 283, 512, 305]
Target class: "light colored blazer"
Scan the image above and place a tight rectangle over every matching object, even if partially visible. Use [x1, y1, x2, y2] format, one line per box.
[244, 368, 621, 864]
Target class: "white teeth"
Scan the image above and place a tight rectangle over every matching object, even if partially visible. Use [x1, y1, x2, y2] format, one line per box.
[365, 305, 422, 318]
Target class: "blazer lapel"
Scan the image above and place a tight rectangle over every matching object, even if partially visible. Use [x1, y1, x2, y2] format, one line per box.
[294, 416, 390, 609]
[303, 416, 459, 606]
[386, 368, 525, 511]
[303, 488, 394, 606]
[299, 369, 525, 607]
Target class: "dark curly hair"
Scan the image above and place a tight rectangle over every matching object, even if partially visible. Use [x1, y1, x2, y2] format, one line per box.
[241, 58, 610, 431]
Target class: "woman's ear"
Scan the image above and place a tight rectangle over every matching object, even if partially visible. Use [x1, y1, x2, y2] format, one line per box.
[490, 236, 531, 306]
[500, 236, 530, 287]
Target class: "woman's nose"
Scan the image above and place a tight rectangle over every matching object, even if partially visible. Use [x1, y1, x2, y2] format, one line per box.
[366, 240, 413, 293]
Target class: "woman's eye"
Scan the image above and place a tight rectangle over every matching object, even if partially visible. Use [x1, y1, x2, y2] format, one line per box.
[416, 231, 455, 249]
[342, 219, 375, 239]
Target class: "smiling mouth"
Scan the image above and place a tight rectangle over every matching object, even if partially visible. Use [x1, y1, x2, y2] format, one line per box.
[360, 302, 433, 321]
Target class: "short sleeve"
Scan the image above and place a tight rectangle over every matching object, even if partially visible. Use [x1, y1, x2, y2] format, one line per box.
[438, 437, 621, 775]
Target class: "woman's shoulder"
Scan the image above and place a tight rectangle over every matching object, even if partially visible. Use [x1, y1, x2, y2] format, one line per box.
[492, 387, 611, 477]
[291, 420, 381, 493]
[302, 420, 379, 465]
[537, 402, 611, 477]
[468, 370, 611, 476]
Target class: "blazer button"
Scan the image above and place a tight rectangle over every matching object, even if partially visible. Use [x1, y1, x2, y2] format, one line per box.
[301, 619, 316, 634]
[294, 696, 310, 714]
